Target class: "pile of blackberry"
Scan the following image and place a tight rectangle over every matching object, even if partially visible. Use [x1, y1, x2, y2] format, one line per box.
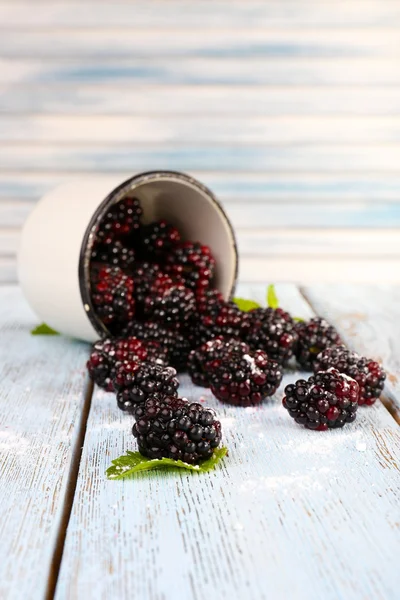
[85, 192, 386, 459]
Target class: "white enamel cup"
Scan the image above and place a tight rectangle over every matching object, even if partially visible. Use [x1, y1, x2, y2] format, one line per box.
[18, 171, 239, 342]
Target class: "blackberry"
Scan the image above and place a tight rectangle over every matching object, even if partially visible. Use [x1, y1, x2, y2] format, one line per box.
[91, 239, 136, 273]
[295, 317, 342, 369]
[190, 302, 252, 349]
[195, 287, 224, 316]
[166, 241, 216, 291]
[282, 369, 359, 431]
[95, 196, 142, 245]
[313, 345, 386, 406]
[132, 396, 222, 463]
[90, 265, 135, 334]
[113, 361, 179, 412]
[122, 320, 191, 372]
[140, 220, 181, 258]
[132, 261, 162, 311]
[144, 285, 196, 329]
[189, 338, 282, 405]
[246, 307, 298, 366]
[87, 336, 167, 391]
[188, 337, 249, 388]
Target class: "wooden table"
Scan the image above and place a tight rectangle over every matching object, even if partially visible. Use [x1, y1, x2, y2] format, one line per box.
[1, 283, 399, 600]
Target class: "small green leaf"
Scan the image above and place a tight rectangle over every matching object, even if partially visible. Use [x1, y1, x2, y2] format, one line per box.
[293, 317, 305, 323]
[233, 298, 261, 312]
[267, 284, 279, 309]
[106, 447, 228, 480]
[31, 323, 60, 335]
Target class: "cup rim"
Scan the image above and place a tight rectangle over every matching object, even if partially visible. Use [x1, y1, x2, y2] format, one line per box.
[79, 170, 239, 337]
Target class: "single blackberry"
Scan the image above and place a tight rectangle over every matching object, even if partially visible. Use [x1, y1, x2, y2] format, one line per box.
[140, 220, 181, 258]
[87, 336, 167, 391]
[195, 287, 224, 316]
[113, 360, 179, 412]
[282, 369, 359, 431]
[189, 302, 252, 349]
[122, 320, 191, 371]
[166, 241, 216, 291]
[246, 307, 298, 366]
[91, 240, 136, 273]
[295, 317, 342, 369]
[132, 261, 162, 310]
[90, 265, 135, 334]
[313, 345, 386, 406]
[132, 396, 222, 463]
[95, 196, 142, 245]
[144, 285, 196, 329]
[189, 337, 282, 405]
[188, 337, 249, 387]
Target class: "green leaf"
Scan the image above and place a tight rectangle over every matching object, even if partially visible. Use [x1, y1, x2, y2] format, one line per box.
[266, 284, 279, 309]
[31, 323, 60, 335]
[232, 297, 261, 312]
[106, 447, 228, 480]
[293, 317, 305, 323]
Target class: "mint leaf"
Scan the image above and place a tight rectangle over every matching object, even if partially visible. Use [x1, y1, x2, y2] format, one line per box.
[233, 298, 261, 312]
[266, 284, 279, 309]
[106, 447, 228, 480]
[31, 323, 60, 335]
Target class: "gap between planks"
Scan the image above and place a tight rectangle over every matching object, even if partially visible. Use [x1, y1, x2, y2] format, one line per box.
[46, 379, 94, 600]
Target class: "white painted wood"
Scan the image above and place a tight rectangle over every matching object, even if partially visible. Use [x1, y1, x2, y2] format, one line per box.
[0, 257, 16, 282]
[2, 173, 400, 201]
[4, 115, 400, 143]
[238, 229, 400, 257]
[3, 57, 400, 86]
[302, 284, 400, 415]
[239, 257, 400, 284]
[0, 286, 92, 599]
[1, 2, 400, 28]
[3, 143, 400, 172]
[55, 284, 400, 600]
[1, 85, 400, 116]
[1, 28, 400, 58]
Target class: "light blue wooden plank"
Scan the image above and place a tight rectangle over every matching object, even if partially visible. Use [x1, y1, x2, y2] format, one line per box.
[55, 283, 400, 600]
[2, 196, 400, 228]
[4, 115, 400, 144]
[2, 173, 400, 202]
[1, 143, 400, 172]
[1, 2, 400, 28]
[302, 285, 400, 418]
[2, 57, 400, 86]
[0, 286, 91, 599]
[1, 28, 399, 58]
[1, 85, 400, 115]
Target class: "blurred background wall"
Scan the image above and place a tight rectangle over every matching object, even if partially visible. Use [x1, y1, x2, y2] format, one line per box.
[0, 0, 399, 284]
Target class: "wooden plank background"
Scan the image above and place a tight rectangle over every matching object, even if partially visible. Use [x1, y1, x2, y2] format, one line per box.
[1, 0, 400, 284]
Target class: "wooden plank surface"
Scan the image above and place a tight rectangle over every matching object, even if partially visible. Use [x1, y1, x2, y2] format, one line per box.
[3, 143, 400, 172]
[55, 284, 400, 600]
[3, 58, 400, 86]
[1, 29, 400, 59]
[0, 287, 92, 600]
[2, 2, 400, 29]
[302, 284, 400, 418]
[2, 86, 400, 115]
